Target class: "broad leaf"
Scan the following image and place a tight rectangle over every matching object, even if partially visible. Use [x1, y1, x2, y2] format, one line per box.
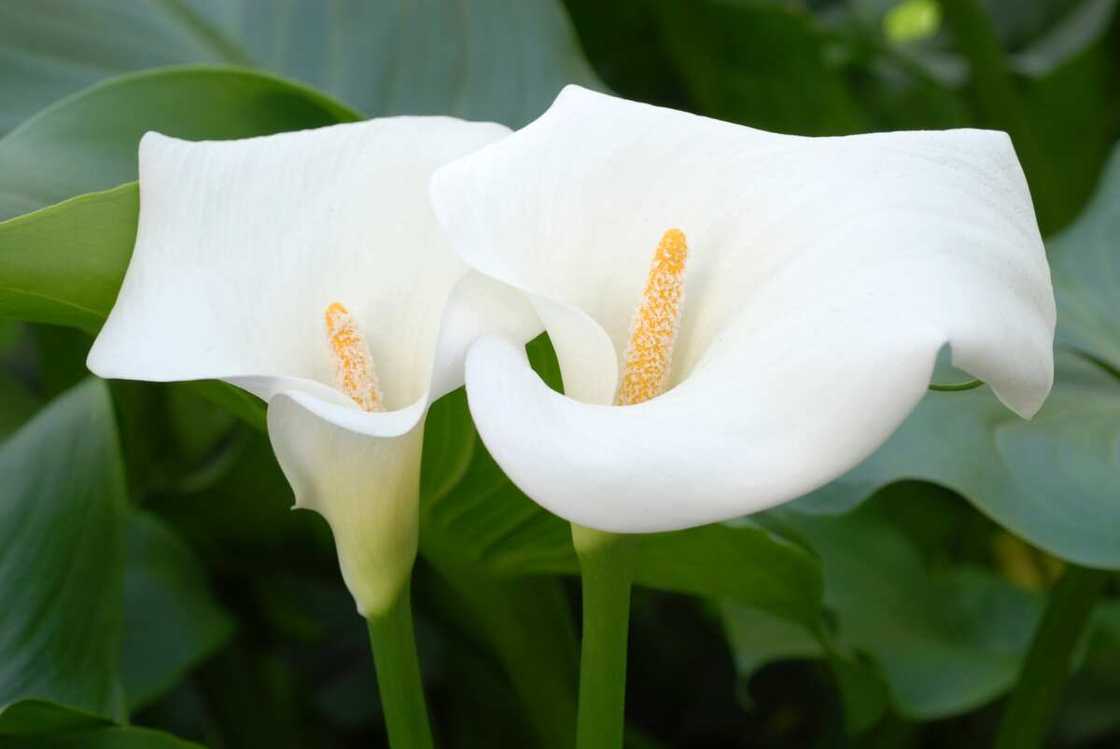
[1051, 141, 1120, 373]
[0, 701, 108, 737]
[0, 701, 203, 747]
[636, 523, 823, 633]
[152, 431, 320, 571]
[120, 512, 235, 711]
[0, 185, 137, 331]
[0, 0, 599, 136]
[419, 336, 573, 574]
[6, 725, 205, 748]
[794, 352, 1120, 569]
[0, 371, 38, 438]
[1018, 9, 1120, 232]
[653, 0, 866, 135]
[420, 388, 577, 575]
[0, 379, 225, 743]
[0, 66, 359, 219]
[757, 503, 1045, 719]
[721, 606, 822, 680]
[428, 566, 579, 749]
[0, 379, 127, 723]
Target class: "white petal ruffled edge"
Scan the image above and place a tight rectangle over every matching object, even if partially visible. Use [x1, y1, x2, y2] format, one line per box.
[440, 87, 1055, 533]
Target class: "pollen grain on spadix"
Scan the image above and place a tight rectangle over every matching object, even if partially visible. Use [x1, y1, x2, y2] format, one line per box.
[615, 228, 689, 407]
[324, 302, 385, 412]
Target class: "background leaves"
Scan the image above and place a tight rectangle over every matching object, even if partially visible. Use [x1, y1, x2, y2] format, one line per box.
[0, 379, 213, 748]
[0, 379, 127, 724]
[0, 67, 358, 219]
[1051, 141, 1120, 373]
[0, 0, 600, 136]
[0, 0, 1118, 747]
[792, 352, 1120, 568]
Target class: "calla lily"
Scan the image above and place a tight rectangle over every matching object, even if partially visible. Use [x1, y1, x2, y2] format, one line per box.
[430, 86, 1056, 534]
[87, 118, 538, 617]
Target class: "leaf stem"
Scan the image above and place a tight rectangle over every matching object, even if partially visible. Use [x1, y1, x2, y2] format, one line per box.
[572, 525, 634, 749]
[367, 584, 434, 749]
[994, 563, 1109, 749]
[928, 378, 984, 392]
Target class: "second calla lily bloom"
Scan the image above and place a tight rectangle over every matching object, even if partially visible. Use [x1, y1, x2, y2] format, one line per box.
[430, 86, 1056, 533]
[88, 118, 537, 616]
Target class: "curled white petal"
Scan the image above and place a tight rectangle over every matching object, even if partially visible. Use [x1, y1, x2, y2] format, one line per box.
[87, 118, 541, 609]
[437, 87, 1056, 532]
[88, 117, 538, 418]
[268, 394, 424, 616]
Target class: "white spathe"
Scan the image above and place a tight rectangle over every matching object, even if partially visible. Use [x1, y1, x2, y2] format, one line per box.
[430, 86, 1056, 533]
[88, 118, 539, 615]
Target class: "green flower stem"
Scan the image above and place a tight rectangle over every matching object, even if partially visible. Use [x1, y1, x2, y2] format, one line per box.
[994, 563, 1109, 749]
[572, 525, 635, 749]
[366, 584, 435, 749]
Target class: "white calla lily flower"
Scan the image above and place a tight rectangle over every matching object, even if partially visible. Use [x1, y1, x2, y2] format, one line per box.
[88, 119, 538, 616]
[431, 86, 1056, 534]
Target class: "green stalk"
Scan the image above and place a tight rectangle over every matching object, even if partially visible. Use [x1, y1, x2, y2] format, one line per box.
[994, 563, 1109, 749]
[367, 584, 435, 749]
[572, 525, 634, 749]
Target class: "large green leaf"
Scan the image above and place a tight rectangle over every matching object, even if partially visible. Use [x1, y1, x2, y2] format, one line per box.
[420, 388, 576, 576]
[151, 429, 321, 572]
[0, 379, 227, 745]
[1053, 600, 1120, 744]
[0, 701, 109, 737]
[120, 511, 235, 711]
[794, 352, 1120, 568]
[0, 66, 359, 219]
[559, 0, 693, 111]
[0, 0, 599, 136]
[0, 699, 204, 746]
[652, 0, 866, 135]
[427, 565, 579, 749]
[1051, 141, 1120, 373]
[0, 185, 137, 331]
[0, 378, 127, 723]
[1017, 7, 1120, 233]
[419, 337, 572, 574]
[0, 372, 38, 439]
[6, 724, 205, 748]
[635, 523, 823, 632]
[0, 700, 201, 746]
[749, 502, 1045, 719]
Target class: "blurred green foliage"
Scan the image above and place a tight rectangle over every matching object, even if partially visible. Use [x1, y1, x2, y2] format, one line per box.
[0, 1, 1118, 748]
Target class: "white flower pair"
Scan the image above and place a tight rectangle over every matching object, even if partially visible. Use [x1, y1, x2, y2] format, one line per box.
[88, 86, 1055, 616]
